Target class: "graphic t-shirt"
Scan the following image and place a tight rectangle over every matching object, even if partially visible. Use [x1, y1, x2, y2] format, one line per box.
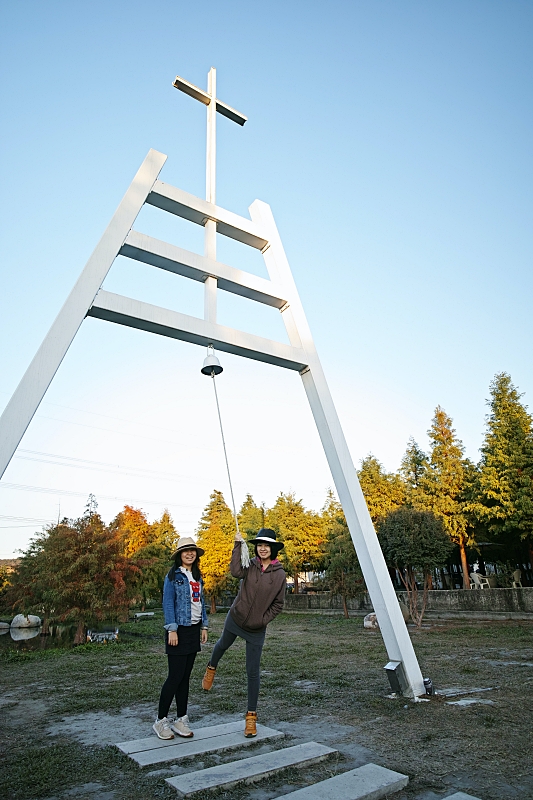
[180, 567, 202, 624]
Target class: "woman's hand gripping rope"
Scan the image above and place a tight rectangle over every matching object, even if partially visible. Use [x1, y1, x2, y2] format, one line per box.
[235, 531, 251, 569]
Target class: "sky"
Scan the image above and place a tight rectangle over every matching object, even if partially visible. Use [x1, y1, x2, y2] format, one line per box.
[0, 1, 532, 558]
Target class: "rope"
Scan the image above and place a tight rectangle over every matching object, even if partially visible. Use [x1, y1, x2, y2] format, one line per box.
[210, 372, 250, 568]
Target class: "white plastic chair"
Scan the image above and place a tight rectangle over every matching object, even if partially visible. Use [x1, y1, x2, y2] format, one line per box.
[512, 569, 523, 588]
[470, 572, 490, 589]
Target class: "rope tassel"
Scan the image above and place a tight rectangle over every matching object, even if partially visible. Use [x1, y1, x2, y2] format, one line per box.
[240, 538, 251, 569]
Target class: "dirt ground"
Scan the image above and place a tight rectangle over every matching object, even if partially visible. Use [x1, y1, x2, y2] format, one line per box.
[1, 612, 532, 800]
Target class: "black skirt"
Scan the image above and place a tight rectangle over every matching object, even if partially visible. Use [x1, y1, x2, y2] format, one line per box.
[165, 622, 201, 656]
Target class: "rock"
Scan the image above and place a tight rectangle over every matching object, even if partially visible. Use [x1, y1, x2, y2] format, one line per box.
[398, 600, 410, 623]
[10, 613, 42, 628]
[364, 613, 379, 629]
[10, 626, 41, 641]
[0, 621, 10, 629]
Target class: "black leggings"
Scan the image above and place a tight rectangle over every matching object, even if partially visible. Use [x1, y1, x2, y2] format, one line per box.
[158, 653, 196, 719]
[210, 626, 264, 712]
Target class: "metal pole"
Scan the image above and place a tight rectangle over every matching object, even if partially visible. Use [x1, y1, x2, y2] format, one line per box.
[0, 150, 167, 481]
[249, 198, 425, 698]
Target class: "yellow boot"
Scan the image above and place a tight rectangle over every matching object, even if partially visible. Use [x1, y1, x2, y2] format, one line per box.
[202, 665, 216, 691]
[244, 711, 257, 738]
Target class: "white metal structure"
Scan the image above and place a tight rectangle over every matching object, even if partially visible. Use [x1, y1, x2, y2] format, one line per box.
[0, 69, 424, 697]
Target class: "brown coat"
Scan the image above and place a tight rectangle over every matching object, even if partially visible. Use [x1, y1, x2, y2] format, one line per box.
[229, 543, 286, 632]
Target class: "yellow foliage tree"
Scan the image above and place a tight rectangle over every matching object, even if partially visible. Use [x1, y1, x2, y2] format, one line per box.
[196, 490, 236, 613]
[358, 455, 405, 525]
[266, 492, 324, 592]
[111, 505, 153, 558]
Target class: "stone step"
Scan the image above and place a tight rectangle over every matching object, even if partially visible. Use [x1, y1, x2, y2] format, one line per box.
[117, 720, 248, 755]
[166, 741, 336, 797]
[445, 794, 482, 800]
[117, 722, 283, 767]
[271, 763, 408, 799]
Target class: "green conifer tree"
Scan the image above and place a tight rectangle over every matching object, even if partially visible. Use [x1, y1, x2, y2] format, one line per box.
[321, 493, 365, 617]
[419, 407, 473, 589]
[400, 437, 428, 506]
[470, 373, 533, 559]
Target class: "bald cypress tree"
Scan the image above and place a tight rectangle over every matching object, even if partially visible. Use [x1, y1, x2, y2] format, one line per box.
[322, 494, 365, 618]
[196, 490, 236, 613]
[358, 455, 405, 525]
[400, 437, 428, 507]
[420, 407, 473, 589]
[266, 492, 323, 592]
[238, 494, 264, 538]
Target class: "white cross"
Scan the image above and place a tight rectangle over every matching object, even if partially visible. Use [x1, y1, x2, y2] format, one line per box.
[173, 68, 247, 266]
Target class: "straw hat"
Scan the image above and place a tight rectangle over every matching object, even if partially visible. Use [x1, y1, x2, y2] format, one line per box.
[171, 536, 205, 559]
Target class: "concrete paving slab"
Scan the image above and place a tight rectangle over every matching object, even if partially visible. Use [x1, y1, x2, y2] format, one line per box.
[436, 687, 494, 698]
[270, 763, 408, 799]
[165, 741, 336, 797]
[446, 698, 495, 707]
[124, 724, 283, 766]
[116, 720, 245, 754]
[444, 793, 483, 800]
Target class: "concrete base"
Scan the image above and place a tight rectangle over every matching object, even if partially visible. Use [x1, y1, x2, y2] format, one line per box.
[165, 741, 336, 797]
[272, 763, 408, 799]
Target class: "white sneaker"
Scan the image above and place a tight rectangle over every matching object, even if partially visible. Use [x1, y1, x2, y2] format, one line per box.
[153, 717, 174, 740]
[171, 714, 194, 738]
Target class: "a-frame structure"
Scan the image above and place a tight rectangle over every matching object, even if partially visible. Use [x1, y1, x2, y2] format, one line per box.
[0, 70, 424, 697]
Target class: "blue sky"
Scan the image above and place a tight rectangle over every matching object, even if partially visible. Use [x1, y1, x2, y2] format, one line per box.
[1, 1, 532, 556]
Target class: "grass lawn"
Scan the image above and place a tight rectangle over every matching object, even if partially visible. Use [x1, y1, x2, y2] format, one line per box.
[1, 612, 532, 799]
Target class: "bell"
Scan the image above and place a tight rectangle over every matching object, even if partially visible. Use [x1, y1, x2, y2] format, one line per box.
[201, 347, 223, 376]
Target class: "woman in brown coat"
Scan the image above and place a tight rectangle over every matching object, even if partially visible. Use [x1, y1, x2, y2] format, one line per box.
[201, 528, 286, 737]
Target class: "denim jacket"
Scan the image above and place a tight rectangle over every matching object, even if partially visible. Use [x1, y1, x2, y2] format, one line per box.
[162, 570, 208, 632]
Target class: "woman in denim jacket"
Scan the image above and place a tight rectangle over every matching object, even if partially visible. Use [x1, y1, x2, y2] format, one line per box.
[153, 537, 208, 740]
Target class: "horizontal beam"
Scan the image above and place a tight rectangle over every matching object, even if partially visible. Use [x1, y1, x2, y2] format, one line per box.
[88, 291, 308, 372]
[172, 75, 247, 125]
[120, 231, 287, 309]
[146, 181, 268, 251]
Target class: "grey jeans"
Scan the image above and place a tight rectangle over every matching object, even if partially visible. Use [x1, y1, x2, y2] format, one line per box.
[209, 612, 266, 712]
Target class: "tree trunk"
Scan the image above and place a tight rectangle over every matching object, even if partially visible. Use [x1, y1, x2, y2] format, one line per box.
[74, 620, 86, 645]
[459, 537, 470, 589]
[342, 595, 349, 619]
[210, 595, 217, 615]
[294, 573, 299, 594]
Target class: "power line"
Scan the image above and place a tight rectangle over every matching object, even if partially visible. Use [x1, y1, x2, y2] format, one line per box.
[34, 413, 217, 453]
[0, 481, 200, 510]
[15, 449, 199, 483]
[41, 399, 196, 439]
[0, 515, 55, 524]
